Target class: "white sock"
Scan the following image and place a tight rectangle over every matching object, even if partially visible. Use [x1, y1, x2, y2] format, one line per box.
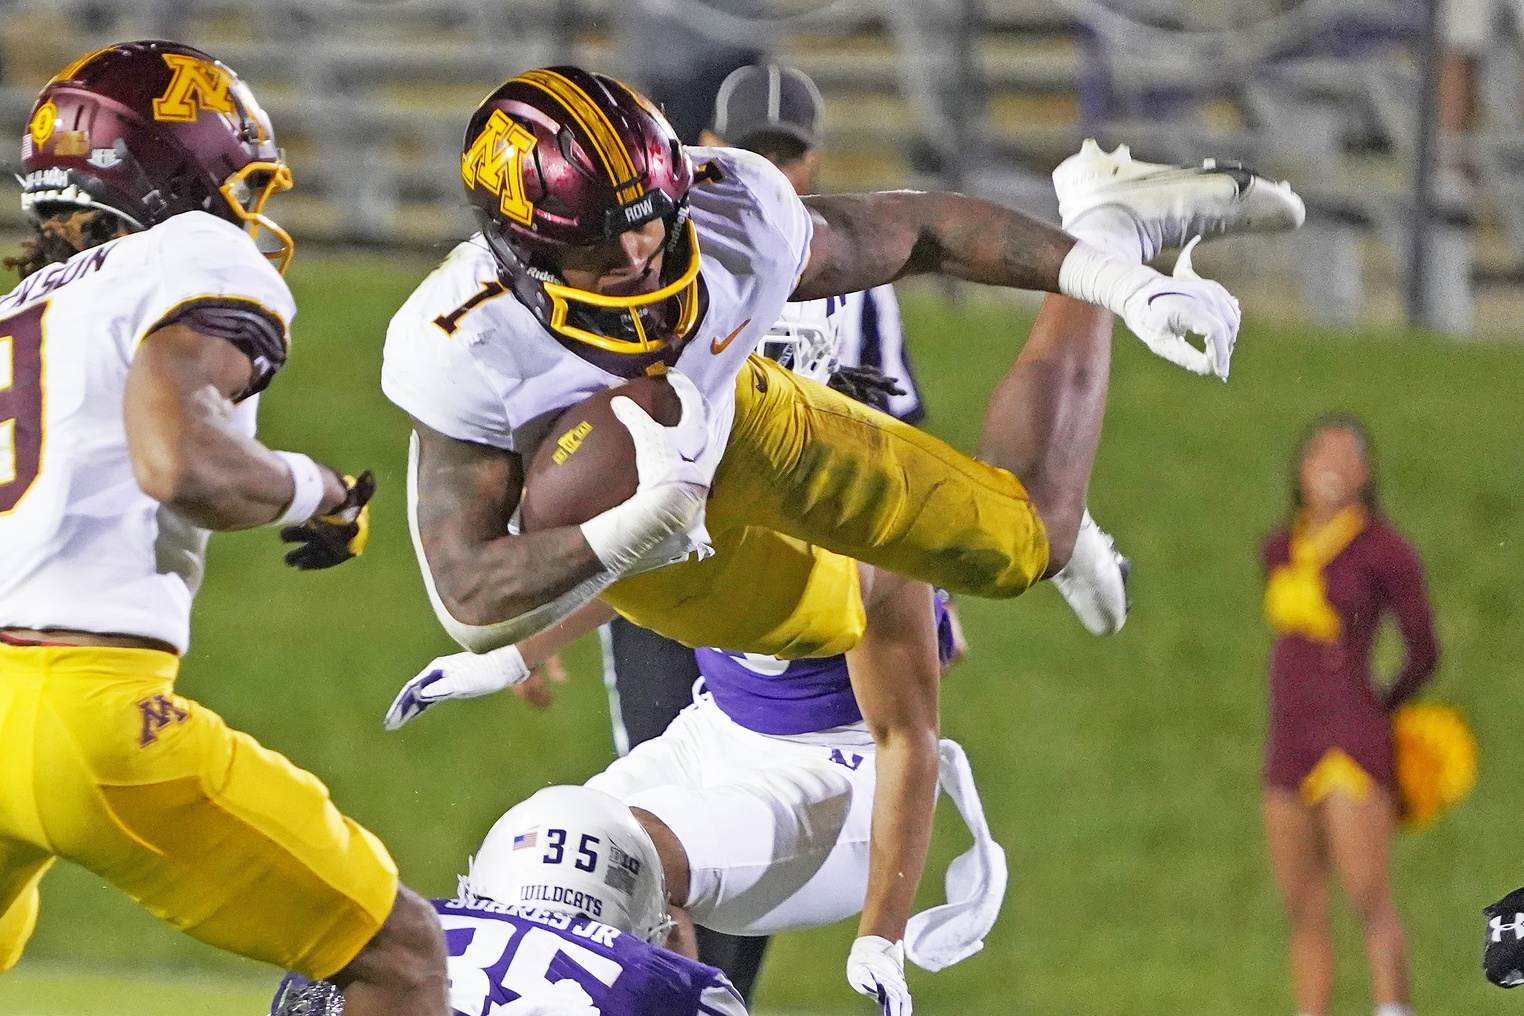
[1374, 1004, 1413, 1016]
[1063, 205, 1153, 265]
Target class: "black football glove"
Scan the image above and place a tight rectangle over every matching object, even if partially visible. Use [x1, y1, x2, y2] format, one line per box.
[1484, 886, 1524, 987]
[827, 364, 905, 413]
[280, 470, 375, 570]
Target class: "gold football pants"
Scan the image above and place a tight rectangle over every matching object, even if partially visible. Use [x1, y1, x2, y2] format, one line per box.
[604, 355, 1049, 657]
[0, 643, 398, 978]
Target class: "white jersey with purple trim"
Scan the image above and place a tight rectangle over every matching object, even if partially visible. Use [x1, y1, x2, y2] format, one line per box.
[762, 287, 923, 422]
[835, 285, 924, 423]
[0, 212, 293, 653]
[380, 146, 812, 482]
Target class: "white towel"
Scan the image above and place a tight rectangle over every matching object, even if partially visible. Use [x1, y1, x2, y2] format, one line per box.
[903, 738, 1008, 972]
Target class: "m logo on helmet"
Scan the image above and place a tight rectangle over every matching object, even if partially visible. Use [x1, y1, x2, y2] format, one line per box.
[462, 109, 536, 226]
[152, 54, 235, 123]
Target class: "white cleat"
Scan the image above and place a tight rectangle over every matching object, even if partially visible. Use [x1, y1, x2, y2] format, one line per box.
[1054, 138, 1306, 250]
[1051, 510, 1130, 636]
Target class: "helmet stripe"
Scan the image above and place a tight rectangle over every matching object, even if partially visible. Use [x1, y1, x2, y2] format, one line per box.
[517, 69, 640, 200]
[49, 44, 116, 85]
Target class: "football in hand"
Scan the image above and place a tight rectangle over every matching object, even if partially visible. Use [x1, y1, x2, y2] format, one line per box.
[519, 374, 681, 532]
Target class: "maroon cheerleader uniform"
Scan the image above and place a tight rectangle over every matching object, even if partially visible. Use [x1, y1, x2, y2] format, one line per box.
[1262, 510, 1440, 796]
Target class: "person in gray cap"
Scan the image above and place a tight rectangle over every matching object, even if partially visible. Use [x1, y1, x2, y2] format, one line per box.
[698, 65, 927, 424]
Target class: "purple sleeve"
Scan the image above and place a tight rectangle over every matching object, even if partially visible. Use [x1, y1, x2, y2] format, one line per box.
[154, 297, 289, 402]
[1373, 526, 1440, 709]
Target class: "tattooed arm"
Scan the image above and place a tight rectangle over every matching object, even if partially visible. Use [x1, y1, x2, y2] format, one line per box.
[793, 190, 1242, 381]
[409, 420, 604, 627]
[792, 192, 1076, 300]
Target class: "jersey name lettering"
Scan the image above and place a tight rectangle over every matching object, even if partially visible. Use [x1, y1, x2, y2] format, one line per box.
[0, 245, 113, 315]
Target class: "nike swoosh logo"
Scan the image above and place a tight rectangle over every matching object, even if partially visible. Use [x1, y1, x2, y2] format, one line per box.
[1146, 291, 1189, 306]
[710, 319, 751, 355]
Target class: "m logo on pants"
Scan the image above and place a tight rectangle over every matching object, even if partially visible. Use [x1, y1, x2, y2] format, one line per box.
[137, 694, 189, 746]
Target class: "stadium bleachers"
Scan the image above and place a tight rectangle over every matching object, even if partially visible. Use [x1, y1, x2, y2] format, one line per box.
[0, 0, 1520, 331]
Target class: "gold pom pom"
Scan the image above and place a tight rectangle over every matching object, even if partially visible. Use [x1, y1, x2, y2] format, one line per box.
[1393, 702, 1478, 829]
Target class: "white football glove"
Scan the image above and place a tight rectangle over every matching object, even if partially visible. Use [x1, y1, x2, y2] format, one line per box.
[580, 370, 711, 576]
[847, 936, 912, 1016]
[383, 644, 530, 730]
[495, 979, 599, 1016]
[611, 368, 710, 491]
[1059, 237, 1241, 380]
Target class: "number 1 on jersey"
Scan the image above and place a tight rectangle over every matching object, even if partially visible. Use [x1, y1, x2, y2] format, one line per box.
[0, 302, 46, 514]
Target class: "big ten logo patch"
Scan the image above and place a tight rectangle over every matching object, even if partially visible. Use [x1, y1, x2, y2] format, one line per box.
[137, 693, 189, 746]
[152, 54, 235, 123]
[604, 843, 642, 894]
[551, 421, 593, 464]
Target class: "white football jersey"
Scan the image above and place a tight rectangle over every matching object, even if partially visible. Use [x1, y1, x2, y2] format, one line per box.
[0, 212, 294, 653]
[381, 147, 812, 479]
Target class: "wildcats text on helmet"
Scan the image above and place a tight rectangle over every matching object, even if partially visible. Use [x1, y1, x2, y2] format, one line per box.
[518, 883, 605, 918]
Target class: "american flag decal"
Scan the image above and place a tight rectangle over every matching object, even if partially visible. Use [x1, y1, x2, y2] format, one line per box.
[513, 831, 537, 851]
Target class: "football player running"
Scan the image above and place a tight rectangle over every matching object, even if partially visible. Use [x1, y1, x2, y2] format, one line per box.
[385, 66, 1303, 665]
[388, 580, 990, 1016]
[0, 43, 448, 1014]
[272, 786, 749, 1016]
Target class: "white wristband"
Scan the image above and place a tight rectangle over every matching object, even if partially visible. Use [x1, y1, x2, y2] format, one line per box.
[579, 483, 705, 574]
[272, 451, 327, 527]
[1057, 240, 1158, 317]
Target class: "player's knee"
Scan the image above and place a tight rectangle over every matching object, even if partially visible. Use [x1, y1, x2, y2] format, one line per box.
[342, 885, 447, 997]
[631, 806, 692, 907]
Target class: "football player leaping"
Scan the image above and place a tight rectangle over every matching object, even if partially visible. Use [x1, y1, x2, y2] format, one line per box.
[385, 65, 1302, 1013]
[0, 43, 449, 1015]
[386, 65, 1302, 662]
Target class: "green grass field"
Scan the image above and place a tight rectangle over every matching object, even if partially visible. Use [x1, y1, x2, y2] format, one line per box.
[5, 254, 1523, 1016]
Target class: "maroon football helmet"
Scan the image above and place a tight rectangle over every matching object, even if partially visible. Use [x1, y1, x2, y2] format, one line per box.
[20, 41, 294, 271]
[462, 66, 703, 375]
